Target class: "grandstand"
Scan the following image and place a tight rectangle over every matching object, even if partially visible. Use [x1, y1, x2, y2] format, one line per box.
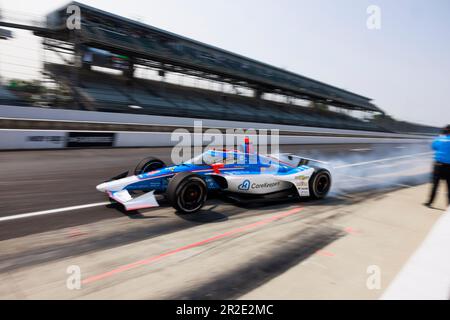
[0, 85, 21, 105]
[0, 1, 440, 134]
[39, 2, 380, 111]
[44, 63, 382, 131]
[372, 115, 440, 135]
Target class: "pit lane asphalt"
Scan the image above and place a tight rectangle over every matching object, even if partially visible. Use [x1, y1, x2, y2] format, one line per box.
[0, 143, 431, 241]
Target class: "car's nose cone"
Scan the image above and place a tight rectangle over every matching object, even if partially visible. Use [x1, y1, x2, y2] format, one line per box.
[96, 183, 107, 192]
[96, 176, 140, 193]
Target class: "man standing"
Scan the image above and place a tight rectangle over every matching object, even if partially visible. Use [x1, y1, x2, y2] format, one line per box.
[425, 125, 450, 207]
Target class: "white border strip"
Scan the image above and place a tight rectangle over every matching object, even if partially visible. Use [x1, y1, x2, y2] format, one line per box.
[381, 207, 450, 300]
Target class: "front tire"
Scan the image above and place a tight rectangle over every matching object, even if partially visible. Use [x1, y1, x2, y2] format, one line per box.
[167, 172, 207, 214]
[134, 157, 166, 175]
[309, 169, 331, 199]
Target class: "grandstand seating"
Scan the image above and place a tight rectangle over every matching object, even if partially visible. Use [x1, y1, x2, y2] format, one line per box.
[44, 63, 384, 132]
[44, 2, 379, 112]
[0, 86, 25, 105]
[78, 23, 376, 110]
[372, 116, 440, 135]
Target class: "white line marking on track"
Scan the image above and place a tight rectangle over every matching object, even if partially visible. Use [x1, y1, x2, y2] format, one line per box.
[350, 148, 372, 152]
[0, 202, 110, 223]
[334, 152, 433, 169]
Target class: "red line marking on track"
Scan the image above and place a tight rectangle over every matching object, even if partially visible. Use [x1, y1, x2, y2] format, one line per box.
[315, 250, 335, 257]
[82, 207, 303, 285]
[344, 227, 360, 235]
[67, 228, 87, 238]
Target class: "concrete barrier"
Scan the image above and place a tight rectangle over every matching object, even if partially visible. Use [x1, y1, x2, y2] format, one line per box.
[0, 105, 430, 139]
[0, 105, 433, 150]
[0, 129, 430, 150]
[0, 130, 66, 149]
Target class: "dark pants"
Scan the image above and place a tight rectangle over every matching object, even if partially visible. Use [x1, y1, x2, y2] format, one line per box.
[427, 162, 450, 205]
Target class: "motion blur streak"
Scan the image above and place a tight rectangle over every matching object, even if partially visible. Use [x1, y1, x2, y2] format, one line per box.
[325, 145, 433, 195]
[333, 151, 433, 169]
[339, 174, 414, 189]
[82, 207, 303, 284]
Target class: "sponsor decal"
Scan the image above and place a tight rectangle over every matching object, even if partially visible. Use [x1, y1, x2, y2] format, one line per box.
[251, 181, 281, 189]
[295, 175, 309, 187]
[299, 189, 310, 197]
[238, 179, 251, 191]
[238, 180, 281, 191]
[27, 136, 64, 144]
[66, 132, 115, 147]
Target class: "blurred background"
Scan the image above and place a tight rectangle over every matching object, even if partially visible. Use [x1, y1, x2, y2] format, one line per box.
[0, 0, 448, 134]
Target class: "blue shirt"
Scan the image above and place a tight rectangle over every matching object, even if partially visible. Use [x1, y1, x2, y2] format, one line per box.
[432, 135, 450, 164]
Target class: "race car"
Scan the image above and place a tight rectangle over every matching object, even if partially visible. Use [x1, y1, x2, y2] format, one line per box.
[96, 139, 332, 214]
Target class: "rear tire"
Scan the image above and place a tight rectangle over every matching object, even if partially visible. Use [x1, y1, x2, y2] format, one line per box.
[134, 157, 166, 175]
[309, 169, 331, 199]
[167, 172, 207, 214]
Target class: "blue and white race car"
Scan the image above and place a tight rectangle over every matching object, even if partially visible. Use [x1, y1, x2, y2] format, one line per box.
[96, 140, 332, 214]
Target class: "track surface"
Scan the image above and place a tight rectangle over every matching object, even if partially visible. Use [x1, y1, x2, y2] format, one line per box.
[0, 143, 443, 299]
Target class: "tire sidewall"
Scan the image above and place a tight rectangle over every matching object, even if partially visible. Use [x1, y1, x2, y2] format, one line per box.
[167, 172, 207, 214]
[309, 169, 332, 199]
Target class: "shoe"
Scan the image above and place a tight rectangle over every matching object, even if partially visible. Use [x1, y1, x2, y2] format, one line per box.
[423, 202, 432, 208]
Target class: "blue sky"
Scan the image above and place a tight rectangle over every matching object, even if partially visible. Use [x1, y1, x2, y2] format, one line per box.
[0, 0, 449, 126]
